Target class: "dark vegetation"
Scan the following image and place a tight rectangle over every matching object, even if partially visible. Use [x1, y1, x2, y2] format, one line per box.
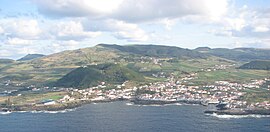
[195, 47, 270, 61]
[54, 63, 144, 88]
[17, 54, 45, 61]
[99, 44, 208, 59]
[239, 60, 270, 70]
[0, 59, 14, 64]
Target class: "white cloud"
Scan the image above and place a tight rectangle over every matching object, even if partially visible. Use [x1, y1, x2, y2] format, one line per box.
[49, 21, 101, 40]
[112, 0, 228, 22]
[3, 19, 41, 39]
[225, 18, 246, 31]
[0, 49, 13, 57]
[209, 6, 270, 39]
[17, 47, 39, 55]
[0, 26, 3, 34]
[233, 39, 270, 48]
[208, 29, 232, 37]
[113, 28, 148, 42]
[6, 38, 33, 45]
[159, 18, 178, 30]
[83, 19, 149, 41]
[110, 21, 148, 41]
[50, 40, 82, 53]
[253, 26, 269, 32]
[2, 0, 270, 59]
[31, 0, 232, 42]
[34, 0, 124, 18]
[34, 0, 228, 22]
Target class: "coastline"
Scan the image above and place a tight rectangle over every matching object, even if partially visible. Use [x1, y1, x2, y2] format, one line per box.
[0, 99, 125, 113]
[1, 99, 270, 116]
[204, 108, 270, 115]
[130, 98, 202, 105]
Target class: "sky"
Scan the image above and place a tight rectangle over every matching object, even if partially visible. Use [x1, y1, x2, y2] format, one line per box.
[0, 0, 270, 59]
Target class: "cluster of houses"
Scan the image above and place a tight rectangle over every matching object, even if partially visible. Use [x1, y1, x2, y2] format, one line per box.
[58, 83, 137, 103]
[135, 77, 270, 109]
[54, 73, 269, 110]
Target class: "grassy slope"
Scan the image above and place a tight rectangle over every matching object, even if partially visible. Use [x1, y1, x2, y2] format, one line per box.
[196, 48, 270, 61]
[0, 91, 67, 105]
[0, 44, 269, 91]
[99, 44, 209, 59]
[193, 69, 269, 85]
[0, 46, 121, 87]
[55, 63, 144, 88]
[239, 60, 270, 70]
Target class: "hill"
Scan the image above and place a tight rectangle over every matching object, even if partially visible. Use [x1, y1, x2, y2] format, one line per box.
[54, 63, 144, 88]
[0, 59, 14, 64]
[1, 44, 269, 90]
[239, 60, 270, 70]
[0, 59, 14, 70]
[194, 47, 211, 52]
[0, 46, 122, 88]
[99, 44, 209, 59]
[17, 54, 45, 61]
[29, 46, 120, 68]
[195, 48, 270, 61]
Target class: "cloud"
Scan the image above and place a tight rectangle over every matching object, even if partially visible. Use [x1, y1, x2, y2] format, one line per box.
[253, 26, 269, 32]
[113, 28, 148, 42]
[233, 39, 270, 48]
[48, 21, 101, 40]
[208, 28, 232, 37]
[0, 49, 13, 57]
[2, 19, 41, 39]
[0, 26, 3, 34]
[209, 6, 270, 39]
[34, 0, 228, 22]
[34, 0, 124, 18]
[49, 40, 83, 53]
[112, 0, 228, 22]
[0, 45, 40, 58]
[2, 0, 270, 59]
[6, 38, 33, 45]
[83, 19, 149, 41]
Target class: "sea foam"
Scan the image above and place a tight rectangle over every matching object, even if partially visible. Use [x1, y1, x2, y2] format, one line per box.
[207, 113, 270, 119]
[30, 109, 75, 114]
[0, 111, 12, 115]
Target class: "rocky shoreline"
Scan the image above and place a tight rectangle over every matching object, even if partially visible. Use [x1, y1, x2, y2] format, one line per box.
[204, 109, 270, 115]
[130, 98, 270, 115]
[0, 99, 124, 112]
[1, 99, 270, 116]
[130, 98, 202, 105]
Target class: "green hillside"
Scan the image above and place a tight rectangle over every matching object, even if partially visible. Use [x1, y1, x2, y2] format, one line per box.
[0, 46, 122, 87]
[1, 44, 270, 91]
[239, 60, 270, 70]
[99, 44, 209, 59]
[0, 59, 14, 70]
[0, 59, 14, 64]
[54, 63, 144, 88]
[17, 54, 45, 61]
[195, 47, 270, 61]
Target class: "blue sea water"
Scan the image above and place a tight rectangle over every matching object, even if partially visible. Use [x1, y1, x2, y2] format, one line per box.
[0, 101, 269, 132]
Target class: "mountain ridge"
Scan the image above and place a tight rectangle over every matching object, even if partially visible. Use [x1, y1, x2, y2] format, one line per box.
[98, 44, 209, 59]
[17, 54, 45, 61]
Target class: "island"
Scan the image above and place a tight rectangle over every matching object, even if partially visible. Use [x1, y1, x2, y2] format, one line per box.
[0, 44, 270, 116]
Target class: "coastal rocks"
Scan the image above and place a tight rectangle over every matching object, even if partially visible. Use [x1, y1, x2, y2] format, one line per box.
[204, 109, 270, 115]
[131, 98, 202, 105]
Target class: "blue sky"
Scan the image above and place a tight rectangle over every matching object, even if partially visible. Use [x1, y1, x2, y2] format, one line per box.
[0, 0, 270, 59]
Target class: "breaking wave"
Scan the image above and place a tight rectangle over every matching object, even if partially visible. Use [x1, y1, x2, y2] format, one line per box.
[30, 109, 75, 114]
[207, 113, 270, 119]
[0, 111, 12, 115]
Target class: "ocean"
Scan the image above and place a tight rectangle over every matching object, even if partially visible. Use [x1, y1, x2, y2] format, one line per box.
[0, 101, 269, 132]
